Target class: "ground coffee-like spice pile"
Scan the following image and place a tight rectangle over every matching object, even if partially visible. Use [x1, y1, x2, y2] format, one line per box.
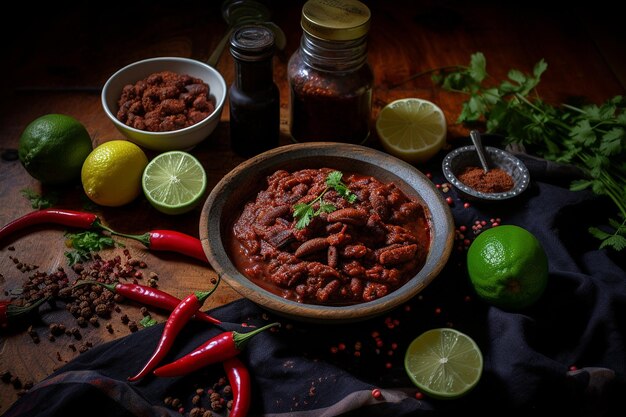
[457, 166, 514, 193]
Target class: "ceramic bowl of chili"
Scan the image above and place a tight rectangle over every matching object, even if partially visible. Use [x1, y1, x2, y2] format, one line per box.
[199, 142, 455, 323]
[101, 56, 227, 152]
[441, 145, 530, 202]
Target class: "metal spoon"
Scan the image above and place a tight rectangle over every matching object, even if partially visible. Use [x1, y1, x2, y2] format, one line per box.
[470, 130, 490, 173]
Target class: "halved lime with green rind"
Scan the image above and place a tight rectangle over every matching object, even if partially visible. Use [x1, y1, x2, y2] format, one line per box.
[142, 151, 207, 215]
[404, 328, 483, 399]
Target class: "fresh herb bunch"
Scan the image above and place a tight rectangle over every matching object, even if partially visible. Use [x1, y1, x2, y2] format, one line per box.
[293, 171, 357, 230]
[433, 52, 626, 251]
[64, 231, 121, 265]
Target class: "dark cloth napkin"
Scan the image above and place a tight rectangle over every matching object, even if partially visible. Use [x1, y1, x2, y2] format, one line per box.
[3, 145, 626, 417]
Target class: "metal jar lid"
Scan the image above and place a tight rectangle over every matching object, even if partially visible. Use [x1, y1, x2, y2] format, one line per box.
[230, 25, 276, 62]
[301, 0, 371, 41]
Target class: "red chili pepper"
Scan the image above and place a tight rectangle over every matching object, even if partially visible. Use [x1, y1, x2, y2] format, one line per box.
[223, 357, 251, 417]
[128, 282, 219, 382]
[74, 280, 220, 325]
[0, 209, 99, 242]
[0, 209, 208, 262]
[153, 322, 279, 377]
[108, 230, 208, 263]
[0, 296, 51, 330]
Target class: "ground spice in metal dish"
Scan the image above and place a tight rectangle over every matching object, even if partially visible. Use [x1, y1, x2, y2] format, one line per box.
[457, 166, 515, 193]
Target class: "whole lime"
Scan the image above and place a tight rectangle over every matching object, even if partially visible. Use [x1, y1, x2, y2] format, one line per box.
[18, 114, 93, 185]
[467, 225, 548, 310]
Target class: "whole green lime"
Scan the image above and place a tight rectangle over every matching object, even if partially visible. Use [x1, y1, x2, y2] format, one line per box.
[18, 114, 93, 185]
[467, 225, 548, 310]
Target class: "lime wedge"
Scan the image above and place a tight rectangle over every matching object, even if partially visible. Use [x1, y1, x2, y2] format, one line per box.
[142, 151, 207, 215]
[404, 328, 483, 399]
[376, 98, 447, 164]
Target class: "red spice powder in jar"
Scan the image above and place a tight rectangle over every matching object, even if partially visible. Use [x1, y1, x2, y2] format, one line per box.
[457, 166, 515, 193]
[287, 0, 373, 144]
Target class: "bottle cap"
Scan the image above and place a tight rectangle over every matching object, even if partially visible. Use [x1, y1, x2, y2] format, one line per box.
[301, 0, 371, 41]
[230, 25, 276, 62]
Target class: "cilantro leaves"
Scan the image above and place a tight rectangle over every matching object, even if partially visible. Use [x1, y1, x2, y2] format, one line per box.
[293, 171, 357, 230]
[433, 52, 626, 251]
[64, 231, 121, 265]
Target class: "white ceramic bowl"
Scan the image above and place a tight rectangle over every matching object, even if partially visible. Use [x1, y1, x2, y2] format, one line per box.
[101, 57, 227, 152]
[200, 143, 455, 323]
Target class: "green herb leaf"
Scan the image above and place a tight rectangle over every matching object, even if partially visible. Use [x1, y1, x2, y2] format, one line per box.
[20, 188, 58, 209]
[140, 315, 158, 328]
[293, 171, 357, 230]
[293, 203, 314, 230]
[63, 231, 121, 265]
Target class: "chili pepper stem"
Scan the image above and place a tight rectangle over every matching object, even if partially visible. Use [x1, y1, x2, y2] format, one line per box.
[233, 322, 280, 350]
[105, 229, 152, 247]
[73, 279, 117, 292]
[7, 295, 51, 315]
[195, 274, 222, 304]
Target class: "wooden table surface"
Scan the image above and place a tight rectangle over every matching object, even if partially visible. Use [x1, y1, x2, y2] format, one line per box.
[1, 0, 624, 411]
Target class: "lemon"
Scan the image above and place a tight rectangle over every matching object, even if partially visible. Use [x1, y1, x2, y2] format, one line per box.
[18, 114, 93, 185]
[142, 151, 207, 215]
[376, 98, 447, 164]
[467, 225, 548, 310]
[404, 328, 483, 399]
[81, 140, 148, 207]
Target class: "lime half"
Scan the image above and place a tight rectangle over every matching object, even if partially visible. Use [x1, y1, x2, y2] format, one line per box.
[404, 328, 483, 399]
[376, 98, 447, 164]
[142, 151, 207, 215]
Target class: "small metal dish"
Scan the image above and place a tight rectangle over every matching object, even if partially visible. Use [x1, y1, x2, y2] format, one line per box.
[442, 145, 530, 201]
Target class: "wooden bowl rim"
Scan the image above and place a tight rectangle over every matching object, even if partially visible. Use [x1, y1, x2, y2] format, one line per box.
[200, 142, 454, 323]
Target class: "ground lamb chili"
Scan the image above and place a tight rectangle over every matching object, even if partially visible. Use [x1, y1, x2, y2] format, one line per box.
[230, 168, 430, 305]
[116, 71, 215, 132]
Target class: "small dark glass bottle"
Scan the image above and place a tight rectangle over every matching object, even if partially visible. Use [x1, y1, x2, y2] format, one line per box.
[229, 25, 280, 157]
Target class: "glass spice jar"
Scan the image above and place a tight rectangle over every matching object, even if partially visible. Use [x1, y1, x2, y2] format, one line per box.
[288, 0, 373, 144]
[229, 24, 280, 157]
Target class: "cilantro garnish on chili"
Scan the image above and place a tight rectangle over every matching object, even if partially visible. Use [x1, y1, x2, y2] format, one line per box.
[293, 171, 357, 230]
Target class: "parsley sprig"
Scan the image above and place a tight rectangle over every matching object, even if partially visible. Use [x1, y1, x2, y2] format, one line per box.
[433, 52, 626, 251]
[293, 171, 357, 230]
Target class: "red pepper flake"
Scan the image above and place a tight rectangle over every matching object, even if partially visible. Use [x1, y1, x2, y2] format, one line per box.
[569, 365, 578, 371]
[415, 391, 424, 400]
[463, 202, 471, 208]
[445, 197, 453, 206]
[385, 362, 392, 369]
[330, 346, 338, 354]
[354, 351, 361, 357]
[403, 304, 411, 312]
[425, 172, 432, 179]
[371, 331, 380, 338]
[371, 388, 383, 400]
[435, 183, 441, 189]
[464, 295, 472, 302]
[337, 342, 346, 351]
[391, 342, 398, 350]
[375, 338, 384, 348]
[459, 225, 467, 232]
[434, 307, 442, 315]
